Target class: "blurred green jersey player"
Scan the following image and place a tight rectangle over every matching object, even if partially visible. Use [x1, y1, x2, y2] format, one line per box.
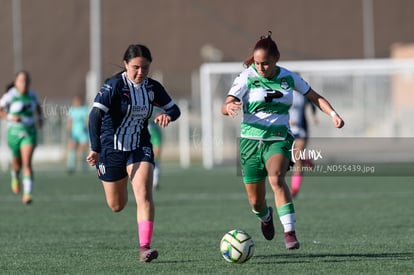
[0, 71, 44, 204]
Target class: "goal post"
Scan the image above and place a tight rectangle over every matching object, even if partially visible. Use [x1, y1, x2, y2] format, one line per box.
[200, 62, 244, 169]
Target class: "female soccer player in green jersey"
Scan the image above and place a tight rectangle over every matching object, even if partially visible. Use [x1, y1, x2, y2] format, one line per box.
[222, 32, 344, 250]
[0, 71, 44, 204]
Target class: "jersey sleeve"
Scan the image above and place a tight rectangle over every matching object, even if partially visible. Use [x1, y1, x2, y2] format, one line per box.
[92, 80, 115, 113]
[292, 73, 311, 95]
[151, 80, 180, 121]
[227, 72, 248, 101]
[0, 91, 12, 109]
[152, 80, 175, 110]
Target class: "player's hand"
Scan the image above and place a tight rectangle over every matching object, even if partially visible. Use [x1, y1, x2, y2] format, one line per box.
[8, 114, 21, 122]
[154, 113, 171, 128]
[86, 151, 99, 166]
[332, 115, 345, 128]
[226, 102, 242, 118]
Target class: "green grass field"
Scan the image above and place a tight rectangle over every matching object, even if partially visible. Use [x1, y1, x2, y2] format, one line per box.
[0, 163, 413, 274]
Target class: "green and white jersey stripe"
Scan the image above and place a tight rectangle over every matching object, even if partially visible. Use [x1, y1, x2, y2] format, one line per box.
[0, 87, 39, 128]
[227, 65, 311, 140]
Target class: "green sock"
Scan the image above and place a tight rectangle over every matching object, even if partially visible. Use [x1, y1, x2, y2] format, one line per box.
[252, 206, 270, 222]
[277, 202, 296, 232]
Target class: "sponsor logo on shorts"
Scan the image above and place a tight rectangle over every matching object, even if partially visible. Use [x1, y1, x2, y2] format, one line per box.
[143, 147, 152, 158]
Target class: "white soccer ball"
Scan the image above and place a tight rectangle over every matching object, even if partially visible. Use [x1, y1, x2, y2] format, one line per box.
[220, 229, 254, 263]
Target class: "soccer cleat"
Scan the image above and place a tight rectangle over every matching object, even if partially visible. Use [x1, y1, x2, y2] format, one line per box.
[22, 194, 33, 205]
[261, 207, 275, 240]
[11, 178, 21, 194]
[139, 246, 158, 263]
[284, 231, 300, 250]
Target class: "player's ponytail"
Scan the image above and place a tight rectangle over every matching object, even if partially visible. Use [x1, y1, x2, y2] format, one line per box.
[243, 31, 280, 68]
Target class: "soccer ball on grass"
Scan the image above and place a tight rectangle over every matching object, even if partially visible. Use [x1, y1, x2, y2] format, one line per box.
[220, 229, 254, 263]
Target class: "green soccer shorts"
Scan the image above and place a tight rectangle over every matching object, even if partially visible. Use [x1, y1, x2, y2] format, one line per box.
[7, 126, 37, 157]
[239, 135, 294, 184]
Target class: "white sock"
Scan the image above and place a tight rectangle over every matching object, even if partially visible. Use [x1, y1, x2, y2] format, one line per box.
[280, 213, 296, 232]
[23, 176, 33, 195]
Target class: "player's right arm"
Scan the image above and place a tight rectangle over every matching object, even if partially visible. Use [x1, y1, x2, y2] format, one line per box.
[86, 80, 115, 166]
[221, 96, 242, 118]
[222, 73, 246, 117]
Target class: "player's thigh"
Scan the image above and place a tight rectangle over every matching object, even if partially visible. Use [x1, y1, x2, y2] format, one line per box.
[264, 136, 294, 176]
[244, 179, 267, 207]
[101, 177, 129, 209]
[266, 153, 290, 178]
[293, 138, 306, 151]
[20, 144, 35, 166]
[127, 161, 153, 199]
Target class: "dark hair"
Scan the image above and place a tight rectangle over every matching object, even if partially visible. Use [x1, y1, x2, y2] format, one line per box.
[16, 70, 31, 85]
[244, 31, 280, 67]
[123, 44, 152, 63]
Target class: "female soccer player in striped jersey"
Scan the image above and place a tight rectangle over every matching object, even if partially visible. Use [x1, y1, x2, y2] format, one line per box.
[222, 32, 344, 250]
[0, 71, 44, 204]
[86, 44, 180, 262]
[289, 89, 318, 197]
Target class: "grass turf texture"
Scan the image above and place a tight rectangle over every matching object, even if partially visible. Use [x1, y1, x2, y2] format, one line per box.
[0, 163, 413, 274]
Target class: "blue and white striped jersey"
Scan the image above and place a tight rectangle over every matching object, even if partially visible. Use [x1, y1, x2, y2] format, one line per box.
[92, 72, 175, 151]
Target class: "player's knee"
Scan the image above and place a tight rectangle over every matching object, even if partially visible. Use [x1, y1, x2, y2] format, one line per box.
[268, 174, 285, 188]
[248, 198, 265, 211]
[107, 200, 127, 212]
[108, 204, 125, 212]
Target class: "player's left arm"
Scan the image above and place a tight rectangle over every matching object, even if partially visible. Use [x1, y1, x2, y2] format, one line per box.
[153, 82, 181, 127]
[305, 89, 344, 128]
[33, 93, 45, 128]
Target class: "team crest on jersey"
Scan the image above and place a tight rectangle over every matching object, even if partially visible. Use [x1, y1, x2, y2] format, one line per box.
[252, 80, 261, 87]
[280, 78, 289, 90]
[148, 90, 155, 102]
[98, 163, 106, 175]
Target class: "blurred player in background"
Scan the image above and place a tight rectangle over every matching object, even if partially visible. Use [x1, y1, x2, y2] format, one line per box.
[289, 89, 317, 197]
[86, 44, 180, 263]
[66, 95, 89, 173]
[222, 31, 344, 250]
[148, 109, 163, 190]
[0, 71, 44, 204]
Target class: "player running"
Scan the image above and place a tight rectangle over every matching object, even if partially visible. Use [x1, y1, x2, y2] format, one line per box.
[289, 89, 317, 197]
[222, 31, 344, 250]
[86, 44, 180, 263]
[66, 95, 89, 173]
[148, 109, 163, 190]
[0, 71, 44, 204]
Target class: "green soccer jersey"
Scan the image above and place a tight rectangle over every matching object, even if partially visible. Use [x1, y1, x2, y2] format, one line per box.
[227, 65, 311, 140]
[0, 87, 40, 129]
